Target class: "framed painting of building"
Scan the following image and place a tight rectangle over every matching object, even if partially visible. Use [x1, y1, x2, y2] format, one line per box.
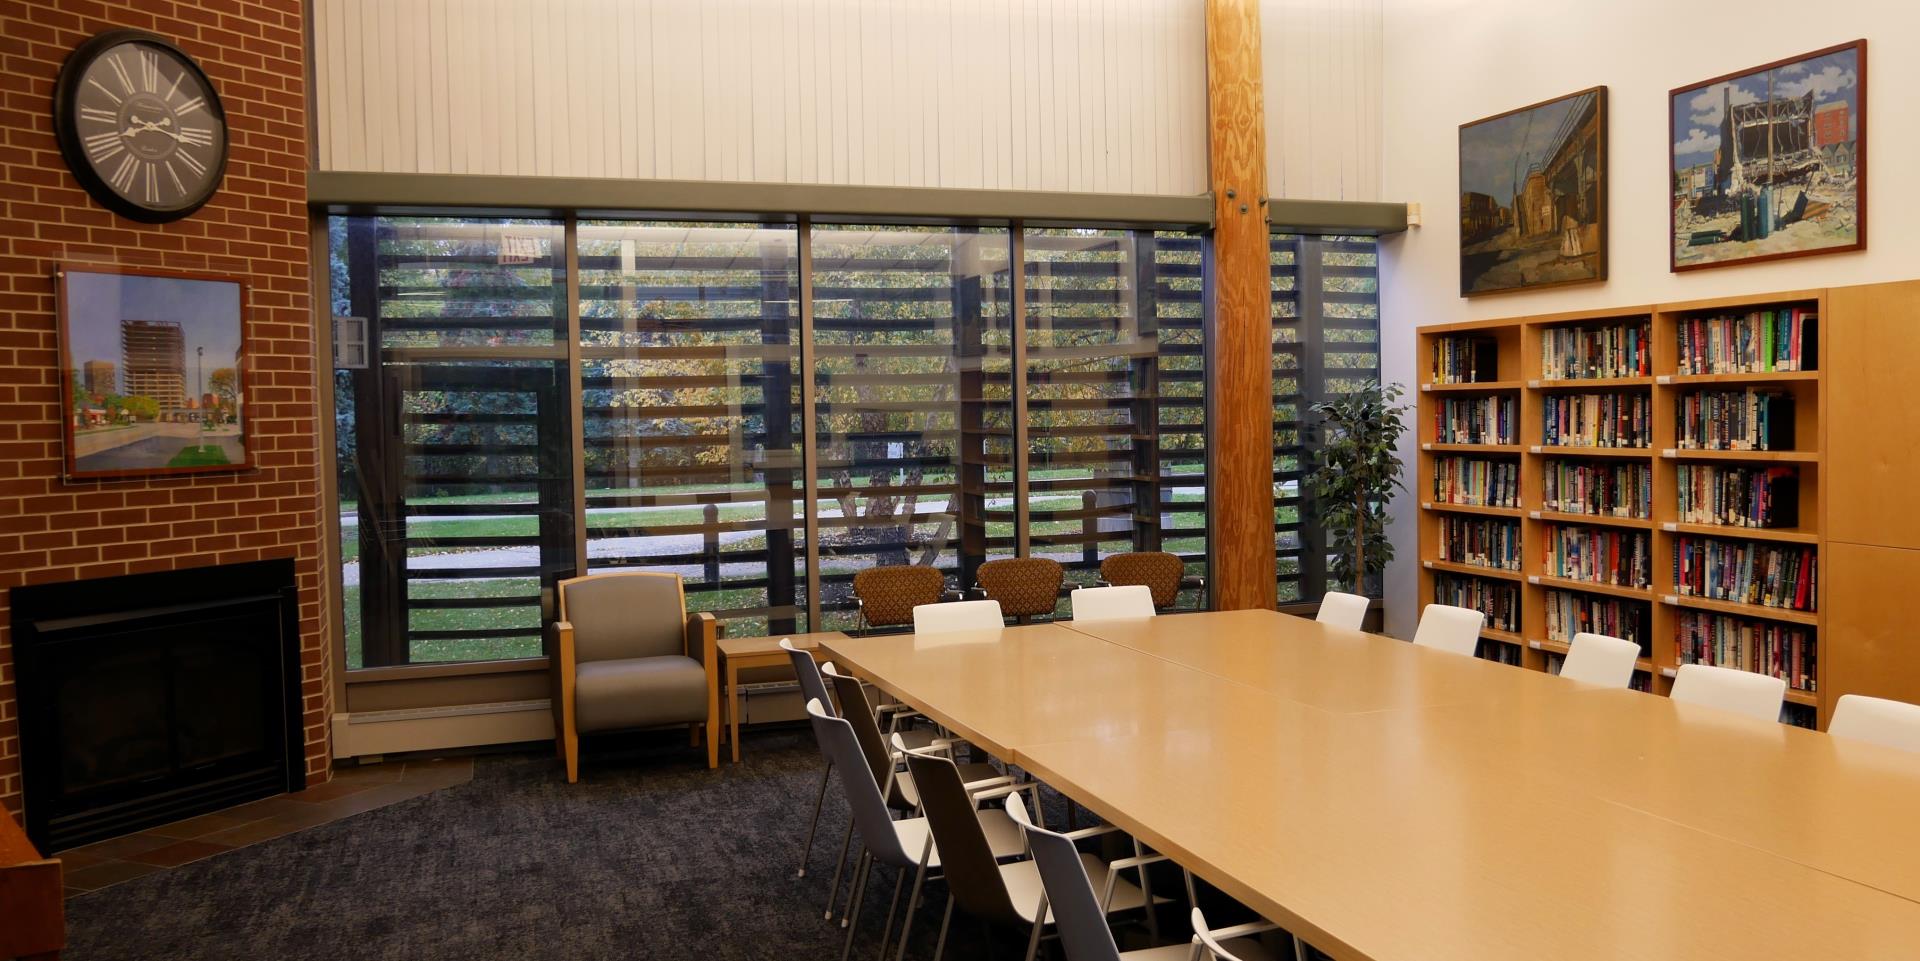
[1458, 86, 1607, 296]
[56, 264, 251, 479]
[1670, 40, 1865, 272]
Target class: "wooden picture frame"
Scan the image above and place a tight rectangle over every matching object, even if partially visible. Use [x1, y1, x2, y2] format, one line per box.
[1669, 40, 1866, 272]
[1458, 86, 1608, 297]
[56, 264, 252, 480]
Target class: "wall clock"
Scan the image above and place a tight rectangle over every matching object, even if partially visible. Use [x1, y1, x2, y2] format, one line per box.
[52, 29, 229, 224]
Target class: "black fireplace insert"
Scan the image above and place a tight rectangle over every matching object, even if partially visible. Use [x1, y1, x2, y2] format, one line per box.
[11, 558, 305, 851]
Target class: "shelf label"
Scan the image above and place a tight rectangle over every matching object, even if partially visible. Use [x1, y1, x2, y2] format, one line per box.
[1421, 384, 1432, 392]
[1421, 442, 1432, 451]
[1527, 379, 1542, 388]
[1661, 449, 1677, 458]
[1662, 594, 1679, 605]
[1661, 522, 1677, 532]
[1423, 560, 1434, 569]
[1529, 445, 1543, 453]
[1661, 667, 1678, 678]
[1528, 511, 1542, 519]
[1421, 502, 1433, 510]
[1656, 374, 1673, 385]
[1528, 640, 1544, 650]
[1527, 575, 1541, 585]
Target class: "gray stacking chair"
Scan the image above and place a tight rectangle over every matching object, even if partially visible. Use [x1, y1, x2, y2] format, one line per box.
[906, 752, 1170, 961]
[781, 639, 838, 889]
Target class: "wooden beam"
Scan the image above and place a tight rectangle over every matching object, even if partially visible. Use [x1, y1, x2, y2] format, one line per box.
[1206, 0, 1277, 611]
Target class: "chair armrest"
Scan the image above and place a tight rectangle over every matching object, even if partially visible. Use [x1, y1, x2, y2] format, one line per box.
[1093, 579, 1111, 588]
[940, 589, 964, 603]
[1181, 575, 1205, 589]
[554, 620, 578, 732]
[1062, 823, 1123, 843]
[1204, 920, 1282, 941]
[1101, 853, 1171, 913]
[685, 611, 720, 669]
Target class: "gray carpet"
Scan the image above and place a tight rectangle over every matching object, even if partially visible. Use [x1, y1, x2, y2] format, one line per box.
[62, 728, 1195, 961]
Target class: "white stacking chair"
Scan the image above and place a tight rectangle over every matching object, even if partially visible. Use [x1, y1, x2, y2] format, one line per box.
[780, 639, 840, 890]
[1669, 663, 1786, 722]
[1830, 694, 1920, 754]
[914, 598, 1006, 634]
[1070, 585, 1156, 622]
[1191, 906, 1297, 961]
[1557, 632, 1640, 688]
[1315, 591, 1369, 631]
[1411, 603, 1483, 657]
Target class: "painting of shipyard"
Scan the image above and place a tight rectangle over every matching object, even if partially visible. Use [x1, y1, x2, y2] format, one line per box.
[1670, 40, 1866, 271]
[58, 266, 249, 479]
[1458, 86, 1607, 296]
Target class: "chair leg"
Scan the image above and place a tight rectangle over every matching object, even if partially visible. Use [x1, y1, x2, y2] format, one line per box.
[842, 850, 874, 961]
[827, 818, 856, 920]
[1141, 861, 1160, 943]
[563, 729, 580, 784]
[1023, 912, 1046, 961]
[931, 896, 956, 961]
[893, 856, 930, 961]
[1292, 934, 1310, 961]
[797, 760, 833, 879]
[877, 862, 907, 960]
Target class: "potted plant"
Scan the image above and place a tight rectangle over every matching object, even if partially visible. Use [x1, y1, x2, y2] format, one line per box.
[1306, 380, 1410, 596]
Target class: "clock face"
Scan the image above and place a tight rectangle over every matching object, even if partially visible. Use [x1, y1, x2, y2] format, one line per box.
[54, 31, 228, 223]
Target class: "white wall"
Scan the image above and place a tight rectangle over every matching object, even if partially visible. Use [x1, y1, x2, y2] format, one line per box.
[1261, 0, 1383, 202]
[313, 0, 1208, 195]
[1376, 0, 1915, 637]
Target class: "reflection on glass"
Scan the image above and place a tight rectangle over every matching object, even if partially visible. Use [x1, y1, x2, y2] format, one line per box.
[1024, 229, 1207, 615]
[811, 225, 1014, 630]
[331, 216, 573, 668]
[576, 221, 806, 637]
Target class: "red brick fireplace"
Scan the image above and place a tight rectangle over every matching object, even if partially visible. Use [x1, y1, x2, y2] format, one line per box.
[0, 0, 329, 819]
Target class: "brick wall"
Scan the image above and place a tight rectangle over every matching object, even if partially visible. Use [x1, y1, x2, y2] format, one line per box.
[0, 0, 326, 818]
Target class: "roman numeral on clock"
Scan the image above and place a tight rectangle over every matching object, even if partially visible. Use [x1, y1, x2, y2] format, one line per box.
[84, 130, 125, 162]
[108, 53, 135, 94]
[179, 126, 214, 148]
[175, 95, 205, 117]
[177, 148, 207, 177]
[80, 106, 118, 125]
[144, 162, 159, 203]
[108, 154, 139, 194]
[139, 50, 159, 92]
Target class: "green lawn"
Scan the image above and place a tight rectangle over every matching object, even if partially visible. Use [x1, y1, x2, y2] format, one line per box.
[167, 444, 231, 467]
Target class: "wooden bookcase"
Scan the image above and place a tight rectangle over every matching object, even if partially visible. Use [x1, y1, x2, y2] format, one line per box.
[1417, 291, 1826, 725]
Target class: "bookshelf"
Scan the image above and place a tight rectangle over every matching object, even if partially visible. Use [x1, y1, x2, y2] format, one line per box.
[1418, 292, 1826, 726]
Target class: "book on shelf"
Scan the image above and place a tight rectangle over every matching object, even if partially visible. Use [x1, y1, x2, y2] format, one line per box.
[1675, 464, 1800, 528]
[1541, 392, 1651, 448]
[1437, 395, 1518, 445]
[1431, 456, 1521, 508]
[1478, 642, 1521, 665]
[1540, 322, 1651, 380]
[1432, 572, 1520, 632]
[1431, 334, 1500, 384]
[1541, 459, 1652, 518]
[1677, 306, 1817, 374]
[1543, 588, 1651, 653]
[1673, 536, 1817, 612]
[1544, 525, 1651, 589]
[1675, 610, 1816, 692]
[1438, 516, 1522, 571]
[1676, 389, 1796, 451]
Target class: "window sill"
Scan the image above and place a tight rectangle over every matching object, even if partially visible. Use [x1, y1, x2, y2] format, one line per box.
[346, 656, 550, 684]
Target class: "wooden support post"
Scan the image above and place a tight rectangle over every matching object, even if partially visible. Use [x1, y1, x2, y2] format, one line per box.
[1205, 0, 1277, 611]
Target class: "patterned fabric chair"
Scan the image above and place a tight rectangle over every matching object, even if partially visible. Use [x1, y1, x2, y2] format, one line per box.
[1099, 551, 1189, 610]
[851, 565, 948, 634]
[551, 571, 720, 782]
[973, 557, 1064, 623]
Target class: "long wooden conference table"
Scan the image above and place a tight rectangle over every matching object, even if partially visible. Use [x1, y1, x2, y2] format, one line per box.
[819, 609, 1920, 961]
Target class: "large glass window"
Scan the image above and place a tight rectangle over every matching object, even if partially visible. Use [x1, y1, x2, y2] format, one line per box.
[327, 216, 1385, 667]
[1023, 229, 1207, 614]
[330, 216, 574, 669]
[576, 221, 806, 637]
[1271, 233, 1383, 603]
[810, 225, 1015, 630]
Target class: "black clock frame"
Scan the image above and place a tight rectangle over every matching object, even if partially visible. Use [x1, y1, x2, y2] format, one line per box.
[52, 28, 230, 224]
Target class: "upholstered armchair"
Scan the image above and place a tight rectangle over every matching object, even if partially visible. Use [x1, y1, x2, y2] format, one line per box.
[551, 571, 720, 782]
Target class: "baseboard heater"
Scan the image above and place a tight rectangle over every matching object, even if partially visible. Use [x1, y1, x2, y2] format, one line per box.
[331, 699, 554, 759]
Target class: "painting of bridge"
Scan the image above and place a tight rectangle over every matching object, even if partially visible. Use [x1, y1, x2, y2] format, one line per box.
[1458, 86, 1607, 296]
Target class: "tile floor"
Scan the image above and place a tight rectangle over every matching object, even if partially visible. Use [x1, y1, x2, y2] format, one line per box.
[57, 756, 475, 897]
